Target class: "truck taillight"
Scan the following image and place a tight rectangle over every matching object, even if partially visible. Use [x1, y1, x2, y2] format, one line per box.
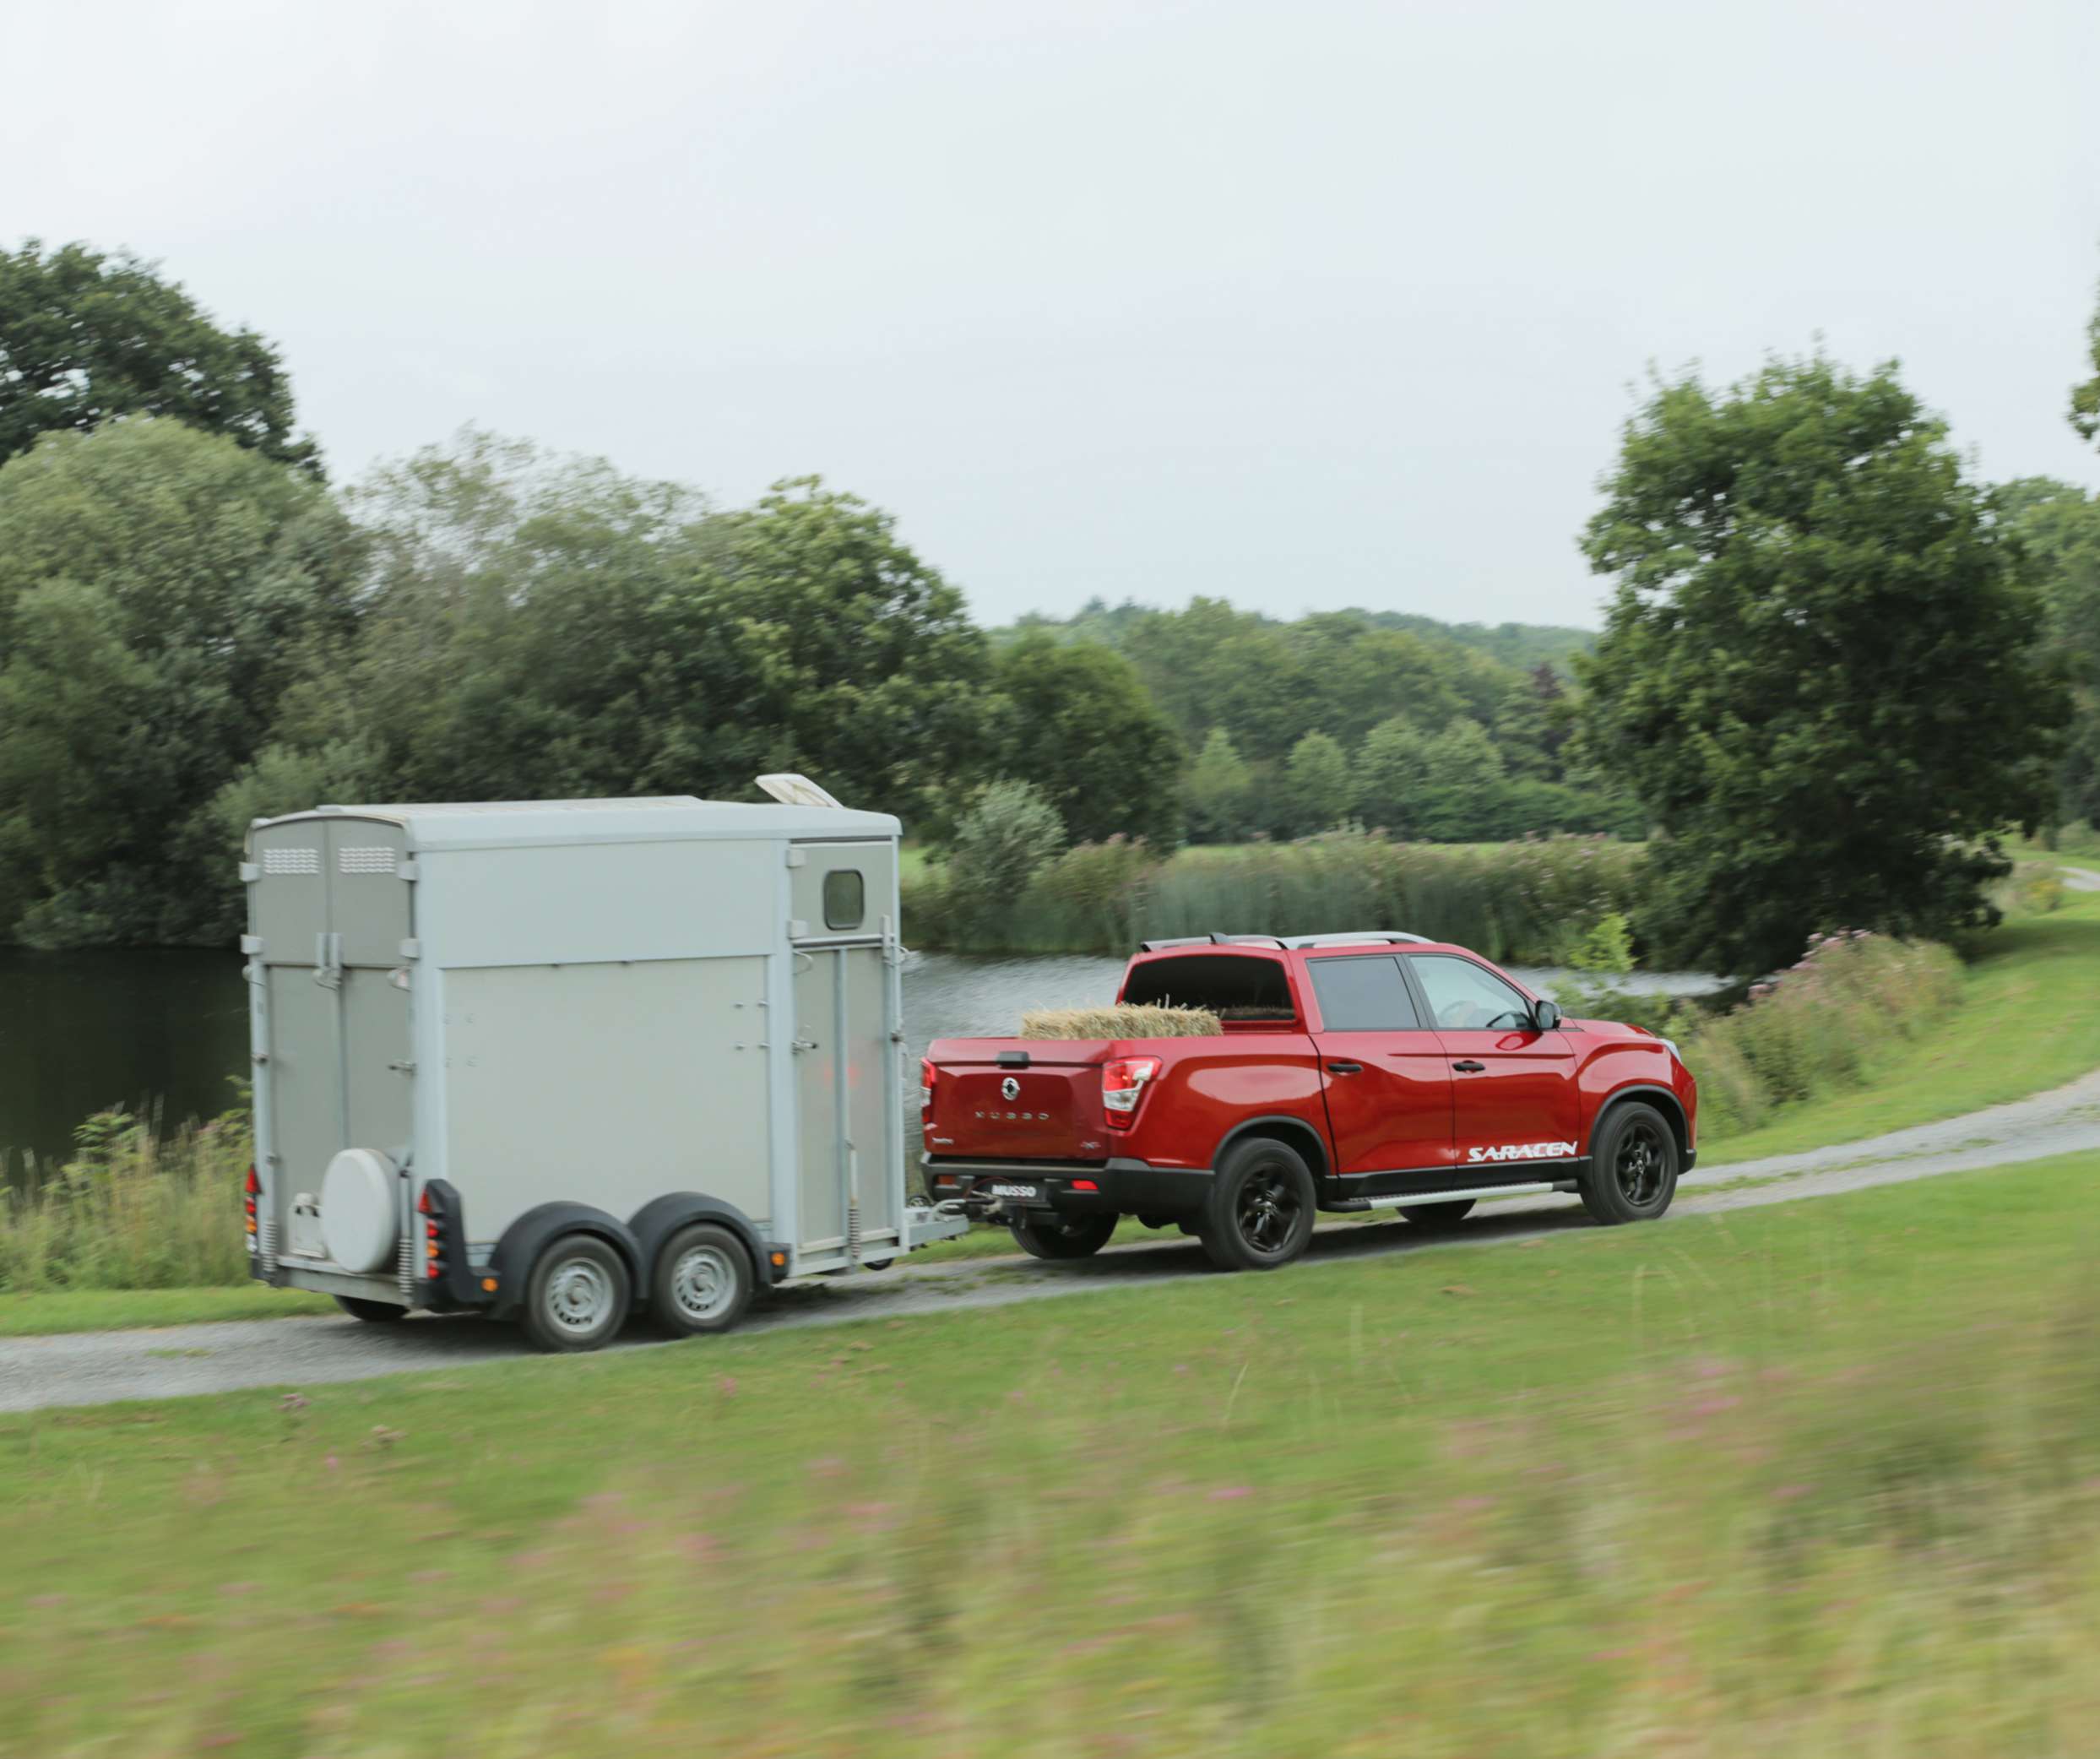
[1101, 1056, 1161, 1127]
[920, 1058, 936, 1119]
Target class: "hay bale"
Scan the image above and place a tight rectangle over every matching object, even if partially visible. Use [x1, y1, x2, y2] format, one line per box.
[1018, 1004, 1223, 1040]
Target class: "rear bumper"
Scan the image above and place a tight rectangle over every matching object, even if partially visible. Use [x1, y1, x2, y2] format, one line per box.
[924, 1156, 1213, 1220]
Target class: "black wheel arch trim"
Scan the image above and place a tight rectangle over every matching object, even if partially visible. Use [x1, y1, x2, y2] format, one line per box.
[627, 1192, 774, 1298]
[1211, 1113, 1332, 1181]
[487, 1203, 643, 1321]
[1591, 1084, 1691, 1162]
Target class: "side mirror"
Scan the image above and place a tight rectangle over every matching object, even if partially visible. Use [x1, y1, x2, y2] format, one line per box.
[1531, 998, 1562, 1031]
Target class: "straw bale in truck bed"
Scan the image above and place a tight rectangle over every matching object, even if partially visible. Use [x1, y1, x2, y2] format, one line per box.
[1018, 1004, 1223, 1040]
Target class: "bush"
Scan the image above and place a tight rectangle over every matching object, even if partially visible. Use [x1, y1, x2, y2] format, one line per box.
[0, 1105, 252, 1292]
[939, 780, 1066, 938]
[1686, 932, 1964, 1141]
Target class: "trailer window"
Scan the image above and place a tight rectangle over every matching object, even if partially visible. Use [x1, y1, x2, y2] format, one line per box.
[822, 868, 866, 931]
[1121, 954, 1295, 1020]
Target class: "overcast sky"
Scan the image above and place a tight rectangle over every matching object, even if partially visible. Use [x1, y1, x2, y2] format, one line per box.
[9, 0, 2100, 627]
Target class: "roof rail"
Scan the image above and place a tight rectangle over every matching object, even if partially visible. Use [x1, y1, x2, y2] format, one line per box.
[1279, 931, 1433, 948]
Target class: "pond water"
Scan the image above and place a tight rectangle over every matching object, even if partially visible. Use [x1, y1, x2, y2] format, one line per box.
[0, 947, 1726, 1181]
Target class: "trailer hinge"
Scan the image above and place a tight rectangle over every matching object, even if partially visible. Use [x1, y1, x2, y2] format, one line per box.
[388, 1060, 416, 1074]
[785, 848, 808, 869]
[398, 937, 421, 960]
[238, 860, 259, 884]
[397, 857, 419, 882]
[240, 933, 263, 955]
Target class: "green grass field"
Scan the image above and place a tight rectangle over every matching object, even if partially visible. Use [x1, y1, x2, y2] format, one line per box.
[5, 1156, 2100, 1756]
[0, 1286, 333, 1338]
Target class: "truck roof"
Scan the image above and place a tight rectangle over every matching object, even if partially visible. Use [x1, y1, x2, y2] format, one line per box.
[254, 796, 901, 851]
[1136, 931, 1435, 953]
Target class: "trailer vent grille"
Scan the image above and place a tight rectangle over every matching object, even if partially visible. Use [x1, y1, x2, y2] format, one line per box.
[263, 847, 321, 874]
[339, 845, 397, 874]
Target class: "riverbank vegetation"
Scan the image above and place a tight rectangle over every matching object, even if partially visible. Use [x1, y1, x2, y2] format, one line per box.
[7, 1156, 2100, 1751]
[6, 882, 2091, 1310]
[908, 823, 1647, 964]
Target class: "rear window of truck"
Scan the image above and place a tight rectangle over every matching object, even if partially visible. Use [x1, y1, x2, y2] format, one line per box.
[1121, 954, 1296, 1021]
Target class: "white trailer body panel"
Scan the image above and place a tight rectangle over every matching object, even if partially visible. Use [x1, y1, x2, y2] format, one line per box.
[241, 795, 957, 1312]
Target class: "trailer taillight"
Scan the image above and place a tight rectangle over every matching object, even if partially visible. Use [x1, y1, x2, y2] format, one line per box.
[920, 1058, 936, 1119]
[243, 1164, 259, 1243]
[419, 1184, 445, 1280]
[1101, 1056, 1162, 1127]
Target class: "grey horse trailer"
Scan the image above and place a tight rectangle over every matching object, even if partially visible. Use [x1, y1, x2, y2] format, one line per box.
[239, 785, 966, 1350]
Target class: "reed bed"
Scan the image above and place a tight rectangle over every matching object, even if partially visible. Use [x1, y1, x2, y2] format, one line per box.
[907, 829, 1647, 964]
[0, 1107, 252, 1293]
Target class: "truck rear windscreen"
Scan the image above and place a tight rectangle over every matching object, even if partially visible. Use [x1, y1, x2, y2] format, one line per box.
[1121, 954, 1295, 1021]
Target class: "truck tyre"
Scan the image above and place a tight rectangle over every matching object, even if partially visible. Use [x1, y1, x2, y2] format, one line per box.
[334, 1295, 406, 1323]
[1400, 1199, 1475, 1229]
[1579, 1103, 1679, 1226]
[521, 1232, 632, 1353]
[650, 1222, 754, 1338]
[1199, 1137, 1316, 1272]
[1011, 1212, 1118, 1259]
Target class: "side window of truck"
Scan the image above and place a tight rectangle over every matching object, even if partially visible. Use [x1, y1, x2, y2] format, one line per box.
[1305, 955, 1423, 1032]
[1406, 954, 1533, 1031]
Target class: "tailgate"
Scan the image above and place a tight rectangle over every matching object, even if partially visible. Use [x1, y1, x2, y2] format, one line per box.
[925, 1039, 1112, 1162]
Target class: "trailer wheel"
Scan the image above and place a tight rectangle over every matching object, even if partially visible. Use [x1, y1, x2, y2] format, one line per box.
[650, 1223, 754, 1337]
[334, 1295, 407, 1323]
[1578, 1102, 1679, 1226]
[1198, 1137, 1316, 1272]
[1400, 1199, 1476, 1229]
[1009, 1212, 1118, 1260]
[522, 1232, 632, 1353]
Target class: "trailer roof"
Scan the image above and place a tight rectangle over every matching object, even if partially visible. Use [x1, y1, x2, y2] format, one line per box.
[258, 796, 900, 849]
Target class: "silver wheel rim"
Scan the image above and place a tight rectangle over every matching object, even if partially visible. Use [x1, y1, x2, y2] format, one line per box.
[670, 1244, 738, 1323]
[546, 1257, 614, 1334]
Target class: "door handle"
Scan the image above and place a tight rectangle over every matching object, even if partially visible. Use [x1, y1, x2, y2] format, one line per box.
[1452, 1060, 1486, 1072]
[1326, 1061, 1363, 1075]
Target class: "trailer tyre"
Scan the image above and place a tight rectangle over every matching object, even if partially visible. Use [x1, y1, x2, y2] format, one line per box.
[1009, 1212, 1119, 1260]
[522, 1232, 632, 1353]
[1578, 1102, 1679, 1226]
[650, 1223, 754, 1337]
[1199, 1137, 1316, 1272]
[334, 1295, 407, 1324]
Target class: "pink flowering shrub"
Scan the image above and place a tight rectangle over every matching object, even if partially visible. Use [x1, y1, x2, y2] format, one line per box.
[1690, 933, 1964, 1139]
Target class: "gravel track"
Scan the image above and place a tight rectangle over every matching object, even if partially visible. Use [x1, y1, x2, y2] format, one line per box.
[5, 1066, 2098, 1414]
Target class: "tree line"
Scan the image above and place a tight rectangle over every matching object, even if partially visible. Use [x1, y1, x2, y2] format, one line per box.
[3, 237, 2098, 972]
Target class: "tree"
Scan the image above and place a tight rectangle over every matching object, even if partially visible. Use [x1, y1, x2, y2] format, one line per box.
[339, 443, 999, 833]
[1354, 716, 1431, 835]
[1579, 354, 2066, 973]
[992, 632, 1185, 844]
[0, 419, 361, 943]
[942, 779, 1066, 933]
[2072, 277, 2100, 450]
[1411, 719, 1506, 841]
[1282, 731, 1353, 836]
[2002, 477, 2100, 829]
[1185, 727, 1254, 842]
[0, 240, 317, 471]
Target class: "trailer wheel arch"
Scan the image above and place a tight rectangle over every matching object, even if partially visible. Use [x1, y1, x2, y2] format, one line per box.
[489, 1203, 643, 1322]
[627, 1193, 776, 1298]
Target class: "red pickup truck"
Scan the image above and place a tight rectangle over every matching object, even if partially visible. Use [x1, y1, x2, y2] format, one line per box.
[922, 932, 1696, 1271]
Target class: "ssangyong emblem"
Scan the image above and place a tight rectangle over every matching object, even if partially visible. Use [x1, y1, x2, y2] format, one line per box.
[1001, 1076, 1021, 1101]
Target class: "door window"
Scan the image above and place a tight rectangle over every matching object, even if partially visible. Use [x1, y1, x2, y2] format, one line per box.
[822, 868, 866, 931]
[1306, 955, 1423, 1031]
[1407, 955, 1534, 1030]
